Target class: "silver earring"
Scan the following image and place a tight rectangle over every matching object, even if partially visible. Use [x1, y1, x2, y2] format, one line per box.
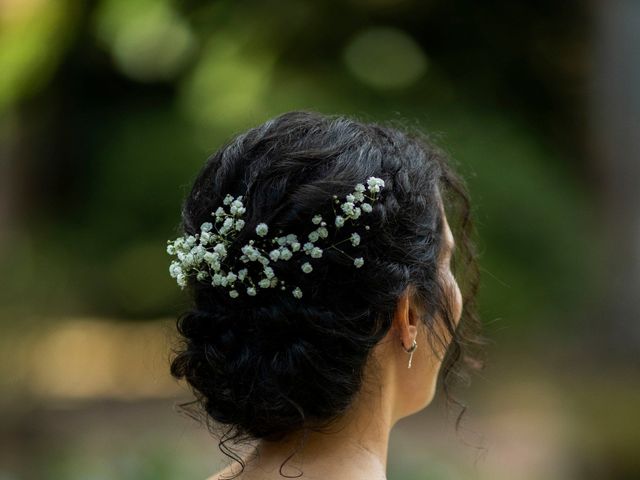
[402, 339, 418, 369]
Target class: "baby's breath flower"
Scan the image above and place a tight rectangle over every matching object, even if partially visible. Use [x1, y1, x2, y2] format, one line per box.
[199, 231, 212, 244]
[263, 266, 275, 279]
[167, 175, 385, 299]
[169, 262, 182, 277]
[256, 223, 269, 236]
[196, 271, 208, 281]
[269, 249, 281, 261]
[279, 247, 293, 260]
[341, 202, 355, 215]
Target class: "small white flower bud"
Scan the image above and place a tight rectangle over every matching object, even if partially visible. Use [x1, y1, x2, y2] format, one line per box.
[223, 194, 234, 205]
[312, 214, 322, 224]
[354, 257, 364, 268]
[335, 216, 345, 227]
[229, 289, 239, 298]
[351, 232, 360, 246]
[201, 222, 213, 232]
[247, 287, 257, 296]
[301, 262, 313, 273]
[292, 287, 303, 298]
[269, 249, 281, 261]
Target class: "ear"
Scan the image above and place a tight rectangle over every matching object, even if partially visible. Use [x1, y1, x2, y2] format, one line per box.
[393, 287, 419, 350]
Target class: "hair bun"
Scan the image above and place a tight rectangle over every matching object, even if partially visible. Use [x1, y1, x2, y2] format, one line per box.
[170, 301, 375, 439]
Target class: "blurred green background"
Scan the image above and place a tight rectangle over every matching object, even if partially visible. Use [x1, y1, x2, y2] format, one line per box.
[1, 0, 639, 479]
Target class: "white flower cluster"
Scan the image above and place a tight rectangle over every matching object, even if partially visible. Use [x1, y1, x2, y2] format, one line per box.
[167, 176, 385, 299]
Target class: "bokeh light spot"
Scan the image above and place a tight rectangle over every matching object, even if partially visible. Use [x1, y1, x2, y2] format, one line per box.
[342, 27, 428, 89]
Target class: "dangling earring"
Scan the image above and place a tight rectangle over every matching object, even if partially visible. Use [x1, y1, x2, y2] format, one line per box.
[402, 339, 418, 369]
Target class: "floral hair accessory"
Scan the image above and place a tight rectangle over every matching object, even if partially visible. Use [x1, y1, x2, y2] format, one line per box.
[166, 176, 385, 299]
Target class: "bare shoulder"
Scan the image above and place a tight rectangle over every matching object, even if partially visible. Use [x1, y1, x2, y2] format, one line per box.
[206, 464, 249, 480]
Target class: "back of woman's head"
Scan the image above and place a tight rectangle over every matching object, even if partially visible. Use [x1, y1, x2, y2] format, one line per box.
[169, 110, 484, 450]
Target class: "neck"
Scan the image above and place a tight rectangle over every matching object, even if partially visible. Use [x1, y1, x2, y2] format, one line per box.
[239, 380, 395, 480]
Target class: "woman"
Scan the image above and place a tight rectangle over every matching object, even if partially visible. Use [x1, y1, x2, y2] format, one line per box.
[167, 111, 485, 479]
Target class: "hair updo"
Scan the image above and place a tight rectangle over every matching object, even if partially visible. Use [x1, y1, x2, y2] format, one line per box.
[169, 111, 485, 469]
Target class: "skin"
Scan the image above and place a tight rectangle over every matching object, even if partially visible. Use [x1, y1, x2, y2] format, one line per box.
[210, 210, 463, 480]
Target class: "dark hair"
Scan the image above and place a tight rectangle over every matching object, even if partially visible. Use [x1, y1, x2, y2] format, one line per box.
[169, 110, 486, 476]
